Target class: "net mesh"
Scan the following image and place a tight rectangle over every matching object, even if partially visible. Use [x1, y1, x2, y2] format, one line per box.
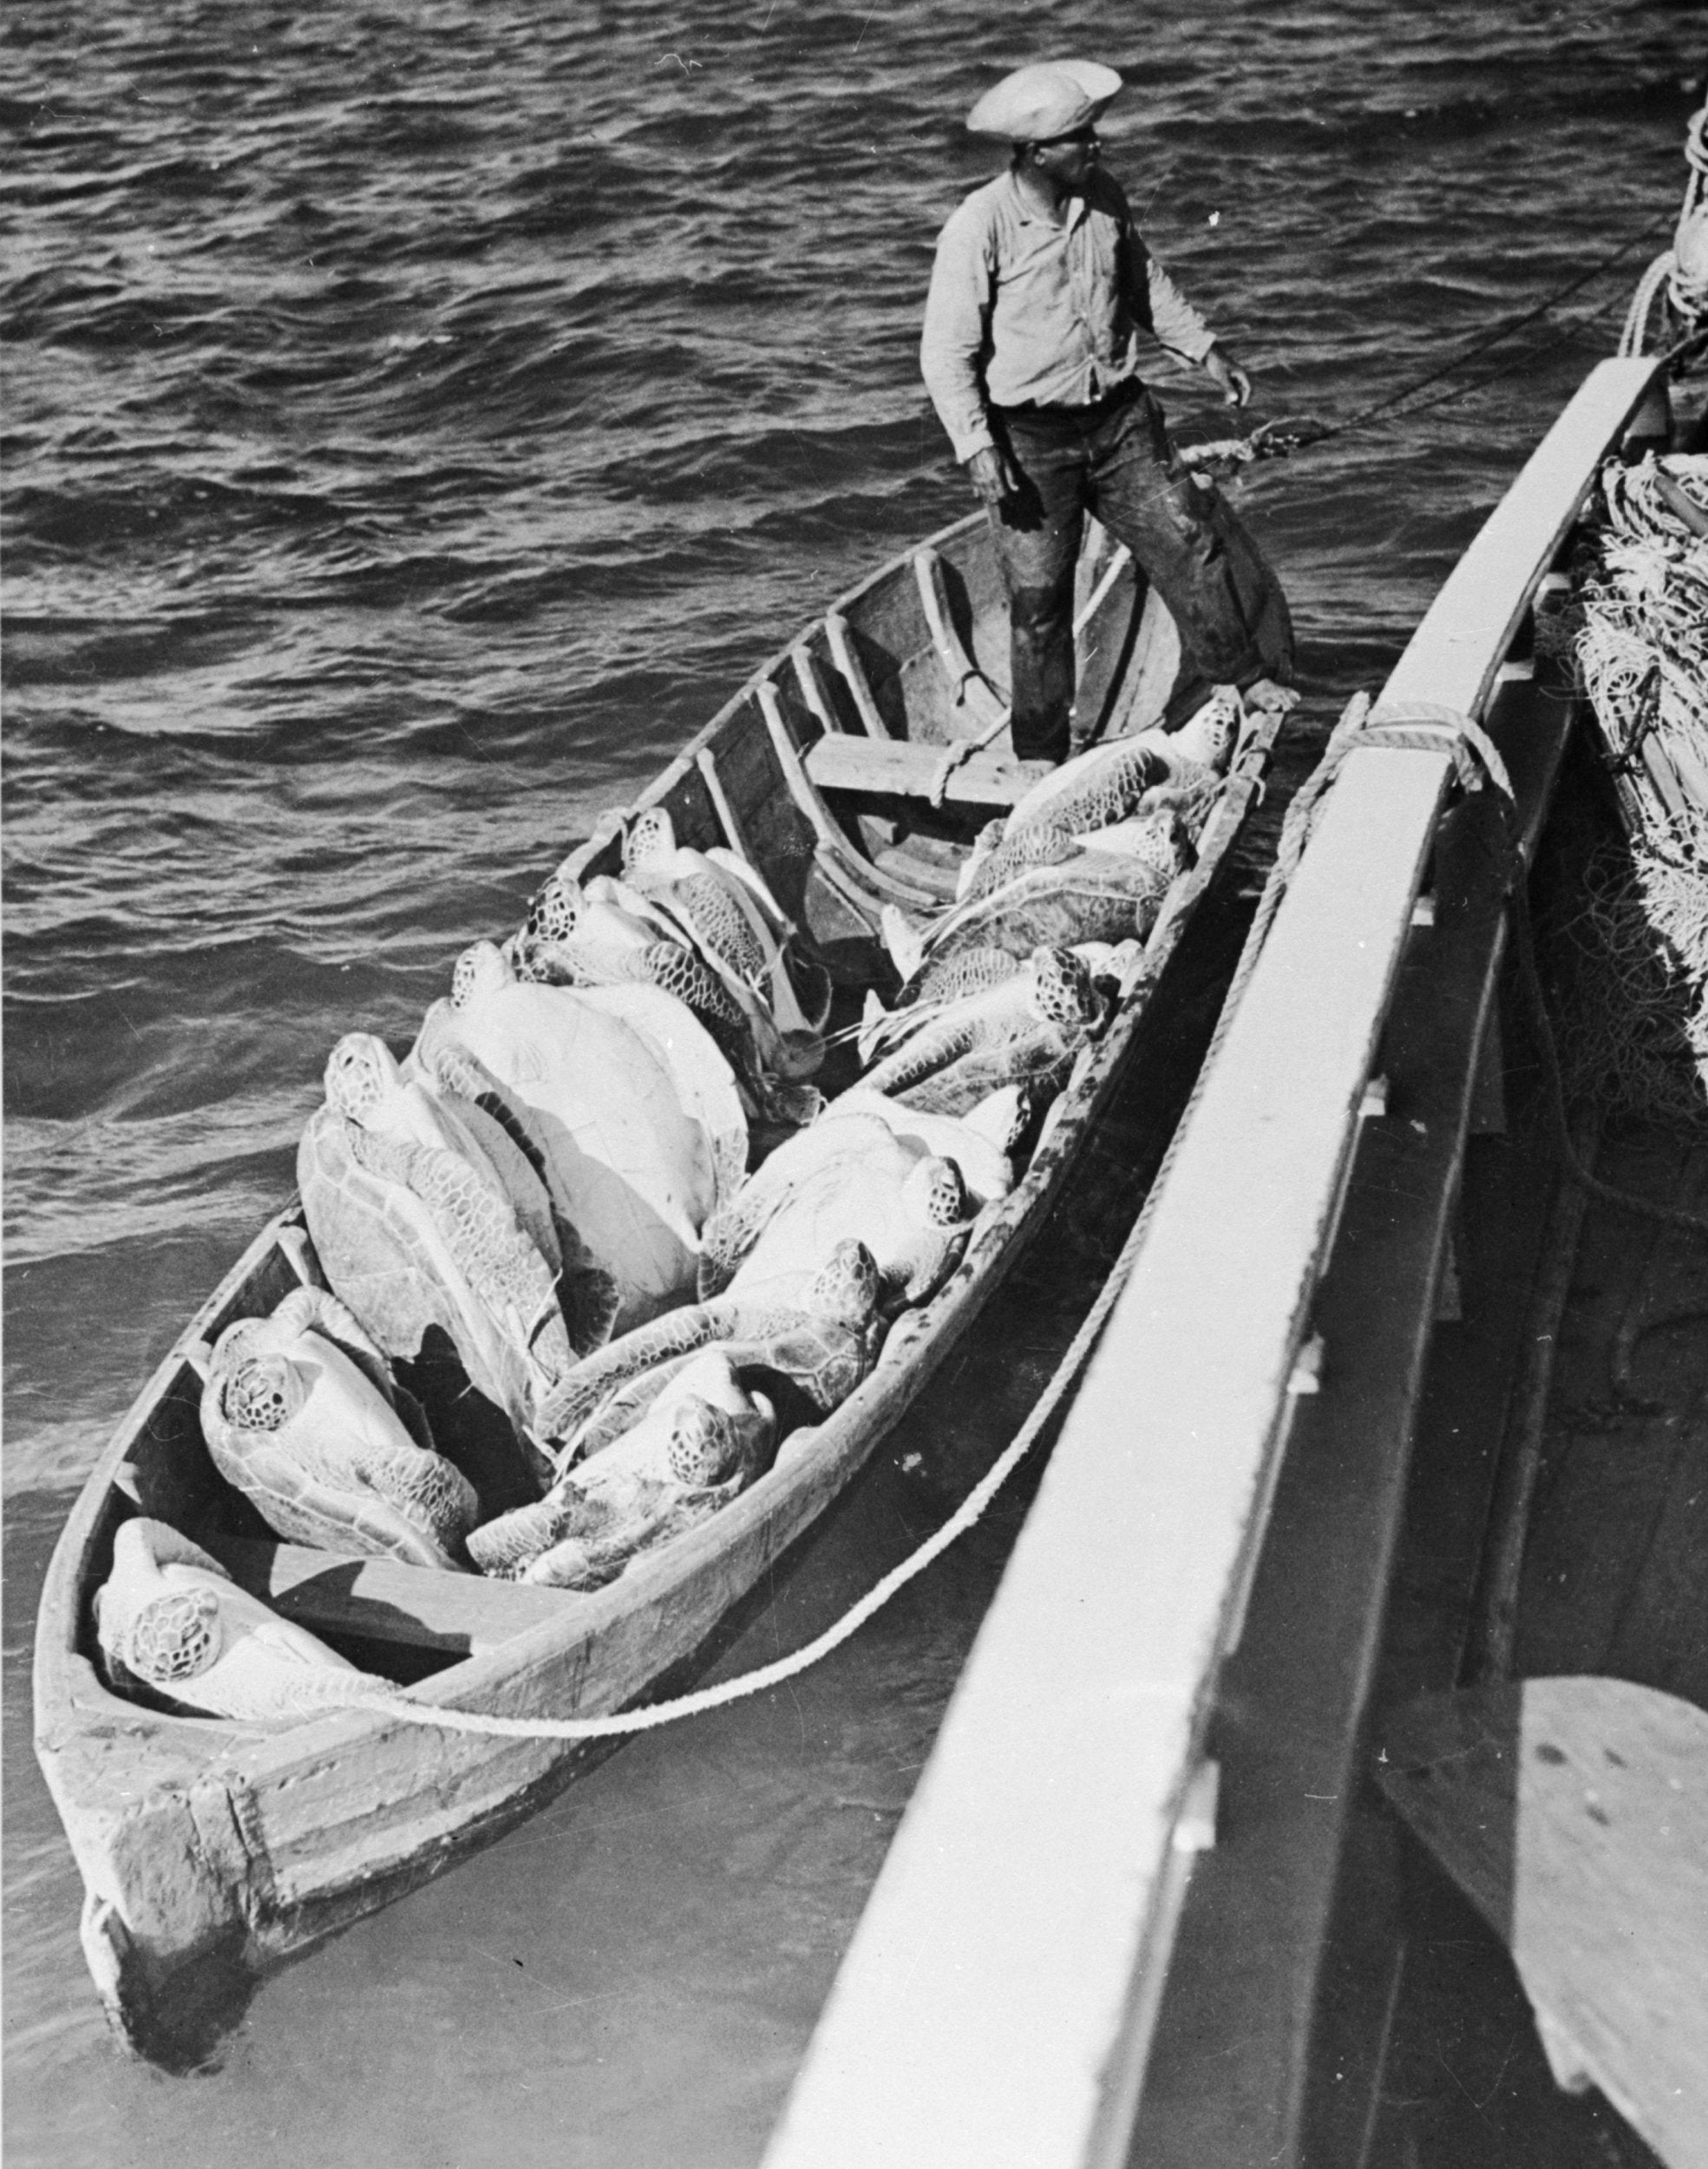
[1560, 452, 1708, 1124]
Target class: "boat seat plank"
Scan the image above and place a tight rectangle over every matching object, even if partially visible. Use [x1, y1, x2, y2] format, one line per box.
[200, 1532, 574, 1656]
[802, 733, 1050, 810]
[1379, 1675, 1708, 2169]
[755, 679, 945, 911]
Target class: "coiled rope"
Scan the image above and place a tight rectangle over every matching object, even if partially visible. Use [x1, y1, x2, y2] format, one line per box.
[1623, 102, 1708, 356]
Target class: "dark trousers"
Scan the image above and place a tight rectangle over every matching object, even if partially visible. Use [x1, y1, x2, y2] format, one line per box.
[988, 381, 1293, 763]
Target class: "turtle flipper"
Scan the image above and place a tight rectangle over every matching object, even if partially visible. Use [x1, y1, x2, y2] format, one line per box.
[534, 1307, 723, 1454]
[962, 820, 1081, 904]
[861, 1012, 981, 1098]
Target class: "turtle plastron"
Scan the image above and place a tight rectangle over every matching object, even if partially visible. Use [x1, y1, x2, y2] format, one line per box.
[200, 1288, 480, 1569]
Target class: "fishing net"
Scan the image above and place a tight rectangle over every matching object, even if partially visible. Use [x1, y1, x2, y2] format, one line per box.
[1558, 452, 1708, 1125]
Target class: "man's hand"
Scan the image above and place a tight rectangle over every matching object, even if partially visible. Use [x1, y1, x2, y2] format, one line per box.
[965, 443, 1023, 508]
[1201, 347, 1252, 409]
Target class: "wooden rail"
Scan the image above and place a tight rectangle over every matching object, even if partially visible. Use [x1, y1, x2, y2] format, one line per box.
[761, 357, 1667, 2169]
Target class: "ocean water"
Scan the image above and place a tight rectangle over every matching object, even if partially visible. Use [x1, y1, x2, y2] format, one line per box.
[3, 1, 1701, 2161]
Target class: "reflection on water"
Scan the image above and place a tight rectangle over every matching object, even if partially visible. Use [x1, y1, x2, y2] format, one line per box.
[3, 0, 1701, 2159]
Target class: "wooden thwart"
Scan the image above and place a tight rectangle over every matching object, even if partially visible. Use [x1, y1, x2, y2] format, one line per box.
[1380, 1675, 1708, 2169]
[803, 732, 1049, 809]
[201, 1533, 575, 1657]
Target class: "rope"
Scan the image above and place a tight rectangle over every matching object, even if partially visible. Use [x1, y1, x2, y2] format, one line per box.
[1509, 870, 1708, 1241]
[1318, 214, 1678, 447]
[1620, 250, 1679, 358]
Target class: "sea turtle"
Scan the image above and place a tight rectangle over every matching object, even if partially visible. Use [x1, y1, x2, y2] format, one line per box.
[622, 809, 833, 1038]
[467, 1349, 775, 1586]
[885, 818, 1189, 987]
[510, 879, 815, 1129]
[538, 1238, 884, 1468]
[861, 946, 1106, 1120]
[697, 1112, 974, 1314]
[198, 1286, 479, 1569]
[515, 872, 670, 987]
[94, 1517, 394, 1723]
[1000, 685, 1245, 841]
[567, 980, 749, 1209]
[957, 797, 1197, 910]
[584, 867, 825, 1088]
[298, 1033, 576, 1451]
[825, 1084, 1017, 1204]
[406, 1014, 621, 1356]
[436, 941, 725, 1329]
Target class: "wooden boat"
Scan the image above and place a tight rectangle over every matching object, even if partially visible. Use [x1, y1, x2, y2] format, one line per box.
[761, 340, 1708, 2169]
[32, 498, 1292, 2066]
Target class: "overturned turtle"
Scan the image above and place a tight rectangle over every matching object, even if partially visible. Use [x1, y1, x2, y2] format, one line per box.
[997, 685, 1245, 845]
[861, 945, 1106, 1120]
[623, 808, 833, 1039]
[95, 1517, 395, 1723]
[468, 1348, 776, 1587]
[823, 1084, 1017, 1205]
[540, 1237, 885, 1469]
[198, 1285, 478, 1569]
[406, 1015, 621, 1357]
[435, 940, 730, 1329]
[298, 1032, 578, 1452]
[697, 1111, 975, 1315]
[885, 818, 1189, 989]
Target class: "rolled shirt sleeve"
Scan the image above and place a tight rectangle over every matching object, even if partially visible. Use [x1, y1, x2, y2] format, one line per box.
[1132, 236, 1217, 364]
[920, 200, 1000, 464]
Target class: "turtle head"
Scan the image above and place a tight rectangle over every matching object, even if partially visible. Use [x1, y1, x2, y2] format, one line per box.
[667, 1398, 747, 1487]
[526, 874, 583, 946]
[325, 1032, 399, 1121]
[624, 807, 677, 872]
[219, 1353, 311, 1433]
[509, 935, 551, 985]
[1030, 947, 1103, 1031]
[450, 940, 512, 1011]
[121, 1585, 223, 1687]
[905, 1155, 969, 1229]
[806, 1239, 881, 1327]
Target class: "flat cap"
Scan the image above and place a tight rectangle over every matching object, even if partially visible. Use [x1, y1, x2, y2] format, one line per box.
[965, 60, 1123, 143]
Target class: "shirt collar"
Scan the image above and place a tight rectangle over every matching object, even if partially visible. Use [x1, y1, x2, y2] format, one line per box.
[1006, 170, 1088, 233]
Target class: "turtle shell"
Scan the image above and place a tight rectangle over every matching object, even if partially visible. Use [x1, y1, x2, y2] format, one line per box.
[200, 1288, 479, 1569]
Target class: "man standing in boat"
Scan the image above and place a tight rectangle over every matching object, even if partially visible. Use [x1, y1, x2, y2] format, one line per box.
[921, 59, 1293, 764]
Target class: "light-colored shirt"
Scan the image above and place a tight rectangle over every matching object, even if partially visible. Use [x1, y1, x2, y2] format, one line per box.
[919, 167, 1218, 463]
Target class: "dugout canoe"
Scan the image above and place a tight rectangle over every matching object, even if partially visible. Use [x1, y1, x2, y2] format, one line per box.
[33, 494, 1292, 2067]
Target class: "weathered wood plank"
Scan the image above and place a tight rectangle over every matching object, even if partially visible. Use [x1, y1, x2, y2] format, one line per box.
[803, 732, 1050, 809]
[1131, 674, 1575, 2168]
[1379, 1676, 1708, 2169]
[199, 1533, 578, 1656]
[1381, 357, 1664, 718]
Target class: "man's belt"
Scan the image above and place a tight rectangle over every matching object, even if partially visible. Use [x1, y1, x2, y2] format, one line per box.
[991, 375, 1145, 422]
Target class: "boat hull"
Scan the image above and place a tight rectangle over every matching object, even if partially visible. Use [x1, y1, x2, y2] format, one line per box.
[34, 497, 1288, 2064]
